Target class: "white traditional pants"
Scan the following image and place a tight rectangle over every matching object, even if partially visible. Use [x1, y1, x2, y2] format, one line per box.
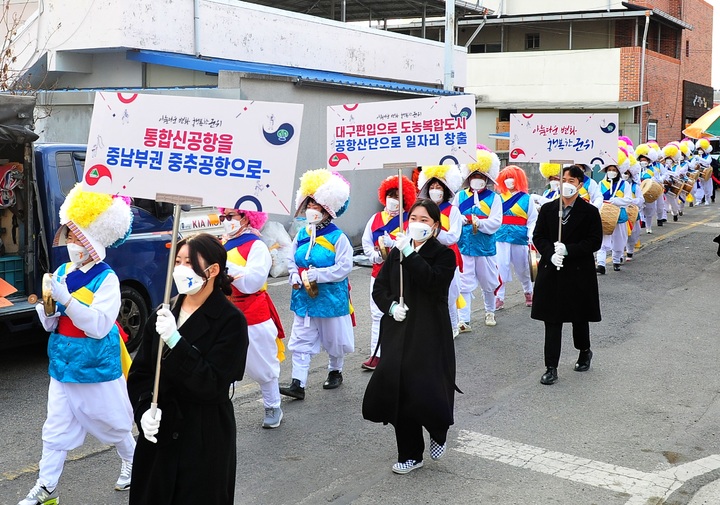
[666, 192, 680, 216]
[495, 242, 533, 301]
[626, 220, 641, 255]
[643, 199, 660, 232]
[39, 377, 135, 489]
[287, 314, 354, 387]
[597, 222, 628, 266]
[244, 319, 282, 408]
[458, 254, 501, 321]
[658, 194, 668, 220]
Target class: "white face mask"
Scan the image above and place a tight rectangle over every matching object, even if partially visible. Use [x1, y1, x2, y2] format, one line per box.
[621, 173, 630, 180]
[222, 218, 243, 236]
[385, 197, 400, 213]
[549, 180, 560, 192]
[306, 208, 324, 225]
[606, 171, 618, 180]
[408, 222, 434, 243]
[698, 150, 705, 155]
[172, 264, 208, 295]
[640, 161, 648, 168]
[665, 159, 673, 167]
[67, 243, 90, 265]
[469, 178, 486, 191]
[428, 189, 444, 204]
[505, 178, 515, 190]
[561, 182, 578, 198]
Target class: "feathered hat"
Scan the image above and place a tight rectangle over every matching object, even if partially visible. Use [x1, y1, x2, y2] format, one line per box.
[217, 207, 268, 231]
[697, 138, 713, 154]
[618, 135, 634, 155]
[680, 139, 695, 157]
[496, 165, 529, 194]
[462, 147, 500, 186]
[377, 174, 416, 212]
[539, 162, 562, 180]
[662, 142, 682, 163]
[417, 164, 463, 199]
[53, 184, 133, 262]
[634, 143, 658, 163]
[295, 168, 350, 218]
[627, 154, 641, 180]
[605, 146, 631, 173]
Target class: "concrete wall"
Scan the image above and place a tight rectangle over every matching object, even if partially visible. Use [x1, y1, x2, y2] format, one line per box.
[498, 0, 626, 16]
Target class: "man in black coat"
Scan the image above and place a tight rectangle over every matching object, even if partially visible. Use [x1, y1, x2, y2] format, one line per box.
[531, 164, 603, 385]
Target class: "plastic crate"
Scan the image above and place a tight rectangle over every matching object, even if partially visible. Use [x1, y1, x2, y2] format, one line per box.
[0, 255, 24, 293]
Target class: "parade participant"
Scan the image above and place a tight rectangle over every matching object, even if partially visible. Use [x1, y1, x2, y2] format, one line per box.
[494, 165, 537, 309]
[362, 199, 458, 475]
[416, 164, 464, 335]
[577, 164, 603, 209]
[532, 165, 603, 385]
[219, 207, 285, 428]
[19, 185, 136, 505]
[662, 142, 683, 222]
[127, 233, 248, 505]
[678, 139, 696, 212]
[636, 143, 662, 234]
[530, 163, 562, 212]
[453, 147, 502, 330]
[623, 156, 644, 261]
[280, 168, 353, 399]
[360, 174, 416, 370]
[694, 138, 713, 206]
[596, 149, 632, 274]
[648, 140, 669, 226]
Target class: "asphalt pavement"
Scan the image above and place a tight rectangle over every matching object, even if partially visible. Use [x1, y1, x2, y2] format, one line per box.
[2, 202, 720, 505]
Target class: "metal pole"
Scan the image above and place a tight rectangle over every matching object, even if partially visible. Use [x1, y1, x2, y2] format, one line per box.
[397, 167, 405, 306]
[444, 0, 455, 91]
[638, 11, 651, 143]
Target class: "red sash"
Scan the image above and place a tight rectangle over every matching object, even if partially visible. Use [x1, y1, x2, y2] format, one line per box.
[229, 286, 285, 339]
[56, 316, 128, 342]
[501, 215, 528, 226]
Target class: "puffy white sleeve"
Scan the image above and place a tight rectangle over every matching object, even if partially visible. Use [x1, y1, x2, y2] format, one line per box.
[63, 271, 121, 339]
[230, 241, 271, 294]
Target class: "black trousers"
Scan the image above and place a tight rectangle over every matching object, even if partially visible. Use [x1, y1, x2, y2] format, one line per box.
[544, 321, 590, 368]
[394, 415, 448, 463]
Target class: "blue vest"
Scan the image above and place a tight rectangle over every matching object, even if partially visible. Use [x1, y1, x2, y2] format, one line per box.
[496, 192, 531, 246]
[290, 225, 350, 318]
[48, 262, 122, 383]
[457, 189, 497, 257]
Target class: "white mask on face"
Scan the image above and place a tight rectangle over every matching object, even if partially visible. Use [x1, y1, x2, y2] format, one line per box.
[385, 197, 400, 213]
[172, 265, 207, 295]
[408, 222, 434, 243]
[505, 178, 515, 190]
[561, 182, 578, 198]
[469, 178, 486, 191]
[621, 172, 630, 180]
[549, 180, 560, 192]
[428, 189, 444, 204]
[640, 161, 648, 168]
[665, 159, 674, 167]
[67, 243, 90, 265]
[306, 208, 324, 225]
[606, 171, 618, 180]
[222, 218, 243, 236]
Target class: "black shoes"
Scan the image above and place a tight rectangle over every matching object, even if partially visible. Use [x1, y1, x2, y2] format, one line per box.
[596, 265, 606, 275]
[279, 379, 305, 400]
[673, 214, 679, 222]
[540, 367, 558, 385]
[575, 349, 593, 372]
[613, 263, 621, 271]
[323, 370, 343, 389]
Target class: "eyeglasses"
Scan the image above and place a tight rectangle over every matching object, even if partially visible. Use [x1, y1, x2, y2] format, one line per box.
[219, 213, 243, 222]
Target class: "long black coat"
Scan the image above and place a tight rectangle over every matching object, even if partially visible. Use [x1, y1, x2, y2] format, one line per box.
[127, 288, 248, 505]
[362, 238, 458, 431]
[531, 197, 603, 323]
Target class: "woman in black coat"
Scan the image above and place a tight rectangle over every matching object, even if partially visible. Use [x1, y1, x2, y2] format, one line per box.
[531, 165, 603, 385]
[127, 233, 249, 505]
[362, 199, 458, 475]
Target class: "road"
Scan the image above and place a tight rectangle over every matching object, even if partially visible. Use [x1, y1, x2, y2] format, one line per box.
[2, 203, 720, 505]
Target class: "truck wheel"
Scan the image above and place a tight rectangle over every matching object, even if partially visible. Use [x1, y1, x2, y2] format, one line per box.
[118, 286, 148, 353]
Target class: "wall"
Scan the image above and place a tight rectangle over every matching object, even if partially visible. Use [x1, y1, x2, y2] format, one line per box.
[500, 0, 625, 16]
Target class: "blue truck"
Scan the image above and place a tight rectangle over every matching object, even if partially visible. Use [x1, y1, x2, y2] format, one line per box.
[0, 95, 221, 351]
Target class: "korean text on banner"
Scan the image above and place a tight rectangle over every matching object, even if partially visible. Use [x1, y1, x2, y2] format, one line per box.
[327, 95, 477, 171]
[83, 92, 304, 215]
[509, 113, 620, 165]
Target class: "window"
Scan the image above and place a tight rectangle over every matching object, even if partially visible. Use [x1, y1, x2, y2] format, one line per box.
[525, 33, 540, 50]
[55, 152, 78, 196]
[646, 121, 657, 142]
[686, 40, 690, 58]
[469, 43, 502, 54]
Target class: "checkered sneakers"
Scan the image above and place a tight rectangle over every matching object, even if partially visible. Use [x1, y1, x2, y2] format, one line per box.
[392, 459, 424, 474]
[429, 439, 446, 460]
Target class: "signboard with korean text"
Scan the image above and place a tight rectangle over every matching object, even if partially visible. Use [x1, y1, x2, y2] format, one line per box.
[83, 92, 304, 215]
[509, 113, 619, 166]
[326, 95, 477, 170]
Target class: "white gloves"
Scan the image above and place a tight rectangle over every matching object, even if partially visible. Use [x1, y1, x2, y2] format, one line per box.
[554, 242, 568, 256]
[289, 273, 301, 287]
[381, 232, 394, 248]
[156, 308, 181, 348]
[550, 253, 564, 268]
[369, 250, 383, 264]
[390, 302, 409, 322]
[395, 232, 412, 255]
[141, 408, 162, 443]
[50, 277, 72, 306]
[609, 197, 620, 206]
[305, 268, 318, 283]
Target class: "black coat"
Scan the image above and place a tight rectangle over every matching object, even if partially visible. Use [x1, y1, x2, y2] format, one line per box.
[362, 238, 458, 431]
[127, 288, 248, 505]
[531, 197, 603, 323]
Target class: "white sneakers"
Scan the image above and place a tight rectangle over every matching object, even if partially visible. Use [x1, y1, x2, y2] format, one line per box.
[485, 312, 496, 326]
[114, 459, 132, 491]
[18, 481, 58, 505]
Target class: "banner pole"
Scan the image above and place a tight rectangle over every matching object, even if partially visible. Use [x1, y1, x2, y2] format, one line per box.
[397, 167, 405, 306]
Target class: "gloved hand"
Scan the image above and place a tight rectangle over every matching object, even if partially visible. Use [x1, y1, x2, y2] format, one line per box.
[289, 273, 301, 287]
[390, 302, 409, 322]
[369, 250, 383, 264]
[609, 197, 620, 206]
[550, 253, 564, 268]
[50, 277, 72, 306]
[381, 232, 394, 248]
[554, 242, 568, 256]
[305, 268, 318, 283]
[395, 232, 412, 255]
[140, 408, 162, 444]
[156, 308, 181, 348]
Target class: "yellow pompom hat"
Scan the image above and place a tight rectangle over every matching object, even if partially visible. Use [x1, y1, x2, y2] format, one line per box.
[635, 143, 658, 163]
[417, 164, 464, 198]
[294, 168, 350, 218]
[52, 184, 133, 262]
[663, 142, 682, 162]
[697, 138, 713, 154]
[539, 162, 562, 179]
[461, 148, 500, 186]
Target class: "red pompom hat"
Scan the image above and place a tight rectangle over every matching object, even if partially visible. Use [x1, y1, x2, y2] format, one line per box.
[377, 174, 417, 212]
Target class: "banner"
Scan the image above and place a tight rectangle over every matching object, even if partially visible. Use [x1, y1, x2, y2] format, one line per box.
[327, 95, 477, 170]
[83, 92, 304, 215]
[509, 113, 619, 166]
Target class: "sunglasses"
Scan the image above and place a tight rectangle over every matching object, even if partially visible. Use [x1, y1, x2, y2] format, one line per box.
[219, 213, 244, 222]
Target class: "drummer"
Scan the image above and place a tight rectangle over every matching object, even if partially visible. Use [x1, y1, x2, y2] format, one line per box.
[623, 156, 644, 261]
[694, 138, 714, 206]
[636, 143, 662, 234]
[678, 139, 696, 212]
[576, 164, 603, 209]
[596, 149, 633, 274]
[360, 175, 416, 370]
[661, 142, 684, 222]
[648, 140, 669, 226]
